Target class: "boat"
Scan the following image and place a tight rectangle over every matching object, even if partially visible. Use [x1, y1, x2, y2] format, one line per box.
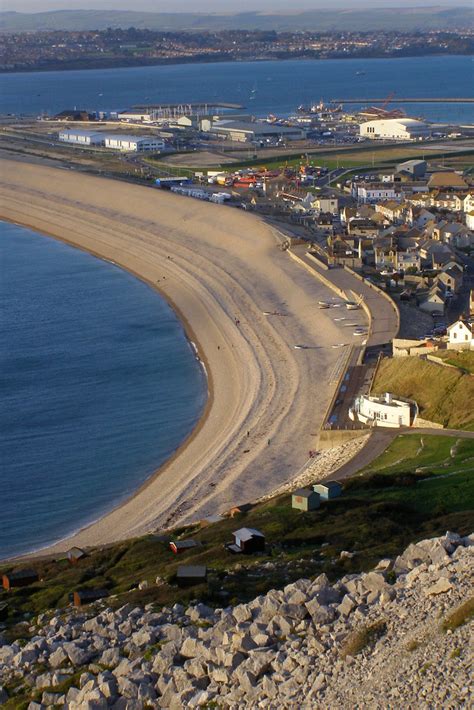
[356, 71, 366, 76]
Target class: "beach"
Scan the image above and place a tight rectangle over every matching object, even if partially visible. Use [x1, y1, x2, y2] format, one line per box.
[0, 157, 351, 554]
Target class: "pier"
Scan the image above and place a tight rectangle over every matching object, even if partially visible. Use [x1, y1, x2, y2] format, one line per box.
[132, 102, 244, 110]
[334, 98, 474, 104]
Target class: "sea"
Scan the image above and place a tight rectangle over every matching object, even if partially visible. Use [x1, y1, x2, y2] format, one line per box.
[0, 54, 473, 557]
[0, 222, 207, 559]
[0, 55, 473, 124]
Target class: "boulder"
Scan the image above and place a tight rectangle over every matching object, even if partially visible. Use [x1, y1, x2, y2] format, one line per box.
[337, 594, 357, 617]
[117, 677, 139, 699]
[41, 692, 64, 705]
[64, 642, 94, 666]
[305, 598, 335, 625]
[99, 647, 121, 668]
[188, 603, 214, 622]
[425, 578, 453, 596]
[180, 637, 208, 659]
[35, 673, 53, 689]
[49, 647, 68, 669]
[362, 572, 388, 593]
[232, 604, 253, 624]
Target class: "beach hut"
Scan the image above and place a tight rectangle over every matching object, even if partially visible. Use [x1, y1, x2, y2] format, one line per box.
[2, 569, 39, 591]
[169, 540, 200, 554]
[313, 481, 342, 500]
[228, 528, 266, 554]
[176, 565, 208, 588]
[292, 488, 320, 511]
[67, 547, 87, 565]
[72, 589, 108, 607]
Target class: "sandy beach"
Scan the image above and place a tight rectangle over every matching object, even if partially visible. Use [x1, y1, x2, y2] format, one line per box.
[0, 157, 353, 555]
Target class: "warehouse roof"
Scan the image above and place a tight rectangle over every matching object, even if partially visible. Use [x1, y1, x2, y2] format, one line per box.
[106, 134, 158, 142]
[59, 129, 104, 138]
[212, 120, 301, 135]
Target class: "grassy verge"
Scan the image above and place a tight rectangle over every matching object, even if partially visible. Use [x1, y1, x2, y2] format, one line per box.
[372, 357, 474, 430]
[1, 436, 473, 631]
[433, 350, 474, 375]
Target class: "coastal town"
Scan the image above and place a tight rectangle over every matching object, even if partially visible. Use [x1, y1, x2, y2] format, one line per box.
[1, 94, 474, 432]
[0, 14, 473, 707]
[1, 28, 473, 72]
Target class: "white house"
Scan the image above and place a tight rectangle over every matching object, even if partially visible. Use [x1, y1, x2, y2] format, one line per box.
[104, 135, 165, 152]
[447, 320, 473, 350]
[309, 195, 339, 214]
[466, 212, 474, 231]
[360, 118, 431, 141]
[463, 193, 474, 213]
[355, 183, 398, 204]
[349, 392, 414, 428]
[58, 130, 105, 146]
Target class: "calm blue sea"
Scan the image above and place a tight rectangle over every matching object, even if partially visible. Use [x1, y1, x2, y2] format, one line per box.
[0, 55, 473, 123]
[0, 222, 207, 559]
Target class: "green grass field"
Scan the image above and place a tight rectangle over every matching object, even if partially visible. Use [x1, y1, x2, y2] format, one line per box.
[148, 145, 474, 175]
[347, 434, 474, 515]
[372, 357, 474, 430]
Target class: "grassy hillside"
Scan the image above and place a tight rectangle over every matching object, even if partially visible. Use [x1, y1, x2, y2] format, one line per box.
[1, 435, 473, 637]
[372, 357, 474, 430]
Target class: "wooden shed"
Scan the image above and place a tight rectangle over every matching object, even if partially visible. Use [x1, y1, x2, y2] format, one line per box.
[2, 569, 39, 591]
[176, 565, 208, 588]
[67, 547, 87, 565]
[313, 480, 342, 500]
[292, 487, 320, 511]
[72, 589, 108, 607]
[228, 528, 266, 554]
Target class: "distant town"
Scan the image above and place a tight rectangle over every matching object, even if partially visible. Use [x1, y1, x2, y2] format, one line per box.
[1, 28, 473, 73]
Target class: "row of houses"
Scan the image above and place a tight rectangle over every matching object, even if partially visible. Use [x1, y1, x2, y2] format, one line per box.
[352, 170, 469, 205]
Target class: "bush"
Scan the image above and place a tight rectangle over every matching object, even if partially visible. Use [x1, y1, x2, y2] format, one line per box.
[340, 619, 387, 658]
[442, 597, 474, 632]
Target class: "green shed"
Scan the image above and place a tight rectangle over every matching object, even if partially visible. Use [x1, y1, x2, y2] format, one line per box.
[292, 487, 320, 511]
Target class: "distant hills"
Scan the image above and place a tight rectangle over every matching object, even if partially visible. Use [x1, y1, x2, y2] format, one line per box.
[1, 7, 473, 33]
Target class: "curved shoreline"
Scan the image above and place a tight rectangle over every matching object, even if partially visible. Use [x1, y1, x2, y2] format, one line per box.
[0, 216, 215, 560]
[0, 158, 351, 557]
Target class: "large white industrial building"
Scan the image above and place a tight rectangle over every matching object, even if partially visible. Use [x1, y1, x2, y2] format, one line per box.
[58, 130, 105, 146]
[360, 118, 431, 141]
[103, 135, 165, 152]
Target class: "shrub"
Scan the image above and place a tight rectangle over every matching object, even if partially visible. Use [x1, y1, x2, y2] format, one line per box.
[340, 619, 387, 658]
[442, 597, 474, 632]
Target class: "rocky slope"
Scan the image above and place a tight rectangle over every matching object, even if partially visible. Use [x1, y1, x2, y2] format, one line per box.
[0, 532, 472, 709]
